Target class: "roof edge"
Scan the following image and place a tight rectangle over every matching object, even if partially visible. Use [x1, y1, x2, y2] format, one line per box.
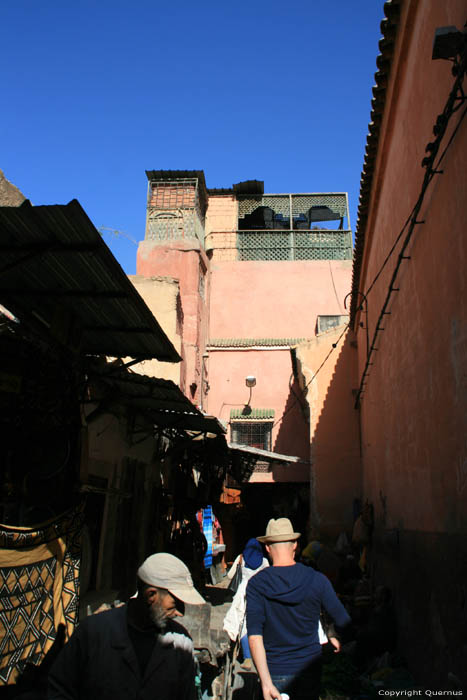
[350, 0, 403, 325]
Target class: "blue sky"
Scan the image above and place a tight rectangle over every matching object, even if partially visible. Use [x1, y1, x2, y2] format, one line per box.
[2, 1, 384, 274]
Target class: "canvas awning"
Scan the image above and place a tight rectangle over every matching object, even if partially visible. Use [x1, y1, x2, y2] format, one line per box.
[0, 199, 180, 362]
[88, 367, 226, 435]
[227, 443, 303, 463]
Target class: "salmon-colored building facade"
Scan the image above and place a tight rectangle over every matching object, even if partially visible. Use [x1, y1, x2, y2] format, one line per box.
[349, 0, 467, 687]
[133, 173, 356, 538]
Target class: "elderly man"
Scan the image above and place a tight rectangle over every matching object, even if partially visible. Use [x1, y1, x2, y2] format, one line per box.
[246, 518, 351, 700]
[48, 552, 205, 700]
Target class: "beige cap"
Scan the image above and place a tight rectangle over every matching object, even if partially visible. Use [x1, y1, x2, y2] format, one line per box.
[257, 517, 301, 544]
[137, 553, 205, 605]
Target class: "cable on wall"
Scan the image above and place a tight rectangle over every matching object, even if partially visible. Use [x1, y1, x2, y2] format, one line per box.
[272, 323, 349, 430]
[354, 44, 466, 408]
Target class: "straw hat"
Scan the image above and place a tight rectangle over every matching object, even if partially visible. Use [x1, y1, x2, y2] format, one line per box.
[257, 518, 301, 544]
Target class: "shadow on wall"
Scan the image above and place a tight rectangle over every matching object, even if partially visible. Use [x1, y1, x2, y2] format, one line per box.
[373, 528, 467, 690]
[307, 331, 361, 540]
[273, 376, 310, 460]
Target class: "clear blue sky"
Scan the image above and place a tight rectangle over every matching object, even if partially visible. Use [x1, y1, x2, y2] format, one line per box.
[2, 0, 384, 274]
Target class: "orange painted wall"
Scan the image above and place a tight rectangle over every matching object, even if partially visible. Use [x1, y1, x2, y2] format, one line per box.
[354, 0, 467, 535]
[295, 329, 361, 537]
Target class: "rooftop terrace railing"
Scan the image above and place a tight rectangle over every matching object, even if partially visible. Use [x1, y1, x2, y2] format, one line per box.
[236, 229, 353, 261]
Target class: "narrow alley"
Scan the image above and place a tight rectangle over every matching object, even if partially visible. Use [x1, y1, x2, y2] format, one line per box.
[1, 0, 466, 697]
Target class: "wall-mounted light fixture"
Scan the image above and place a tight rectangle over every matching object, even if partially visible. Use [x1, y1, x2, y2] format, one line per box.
[245, 375, 256, 406]
[432, 25, 466, 61]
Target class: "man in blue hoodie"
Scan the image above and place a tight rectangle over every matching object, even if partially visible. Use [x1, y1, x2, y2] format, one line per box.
[246, 518, 351, 700]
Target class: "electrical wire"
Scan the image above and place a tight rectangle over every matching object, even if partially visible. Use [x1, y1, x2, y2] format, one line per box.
[360, 50, 467, 302]
[328, 260, 345, 313]
[354, 54, 466, 407]
[272, 323, 349, 430]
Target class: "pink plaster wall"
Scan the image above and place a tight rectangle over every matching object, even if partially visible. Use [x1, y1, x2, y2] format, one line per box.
[354, 0, 467, 534]
[207, 348, 310, 476]
[206, 196, 354, 483]
[209, 260, 352, 339]
[137, 239, 209, 406]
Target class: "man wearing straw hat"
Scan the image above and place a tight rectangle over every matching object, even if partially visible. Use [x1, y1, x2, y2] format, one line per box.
[246, 518, 351, 700]
[48, 553, 205, 700]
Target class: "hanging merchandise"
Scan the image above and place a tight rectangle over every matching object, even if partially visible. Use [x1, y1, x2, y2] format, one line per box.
[202, 506, 213, 568]
[227, 555, 243, 595]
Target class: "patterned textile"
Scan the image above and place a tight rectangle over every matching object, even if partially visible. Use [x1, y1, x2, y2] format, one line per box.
[0, 505, 84, 685]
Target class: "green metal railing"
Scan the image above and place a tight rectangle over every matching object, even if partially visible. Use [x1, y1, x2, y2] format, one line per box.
[237, 229, 353, 261]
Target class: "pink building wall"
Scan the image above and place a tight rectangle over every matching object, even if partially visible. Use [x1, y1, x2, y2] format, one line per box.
[136, 181, 354, 491]
[137, 240, 209, 406]
[205, 191, 353, 483]
[207, 347, 310, 471]
[352, 0, 466, 685]
[209, 259, 352, 338]
[355, 0, 467, 538]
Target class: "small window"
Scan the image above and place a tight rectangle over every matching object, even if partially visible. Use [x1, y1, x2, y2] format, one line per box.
[316, 314, 349, 335]
[231, 422, 273, 451]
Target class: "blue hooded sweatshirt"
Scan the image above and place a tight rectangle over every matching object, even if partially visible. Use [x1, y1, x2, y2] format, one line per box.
[246, 562, 350, 675]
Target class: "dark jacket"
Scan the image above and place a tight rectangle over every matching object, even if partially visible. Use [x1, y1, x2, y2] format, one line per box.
[47, 605, 197, 700]
[246, 562, 351, 675]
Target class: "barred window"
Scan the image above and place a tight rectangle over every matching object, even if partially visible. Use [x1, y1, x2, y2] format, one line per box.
[231, 421, 273, 451]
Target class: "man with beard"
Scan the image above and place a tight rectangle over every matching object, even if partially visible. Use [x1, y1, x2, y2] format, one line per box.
[48, 553, 205, 700]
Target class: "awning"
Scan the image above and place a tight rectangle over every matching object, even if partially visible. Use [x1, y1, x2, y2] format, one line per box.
[228, 443, 303, 463]
[226, 443, 308, 483]
[0, 200, 180, 362]
[89, 368, 226, 435]
[230, 408, 275, 420]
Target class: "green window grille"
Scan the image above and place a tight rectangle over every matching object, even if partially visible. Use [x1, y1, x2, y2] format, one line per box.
[236, 193, 352, 261]
[231, 422, 273, 451]
[237, 230, 352, 261]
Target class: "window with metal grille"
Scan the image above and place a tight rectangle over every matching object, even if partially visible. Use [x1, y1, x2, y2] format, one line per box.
[231, 422, 273, 450]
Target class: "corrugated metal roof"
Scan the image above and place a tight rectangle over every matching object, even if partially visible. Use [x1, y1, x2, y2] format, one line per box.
[209, 338, 309, 348]
[232, 180, 264, 195]
[91, 369, 226, 434]
[350, 0, 401, 323]
[0, 200, 181, 362]
[230, 408, 275, 420]
[207, 180, 264, 197]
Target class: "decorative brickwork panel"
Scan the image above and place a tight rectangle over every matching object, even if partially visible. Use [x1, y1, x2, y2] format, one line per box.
[148, 180, 197, 209]
[205, 231, 238, 261]
[145, 179, 205, 245]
